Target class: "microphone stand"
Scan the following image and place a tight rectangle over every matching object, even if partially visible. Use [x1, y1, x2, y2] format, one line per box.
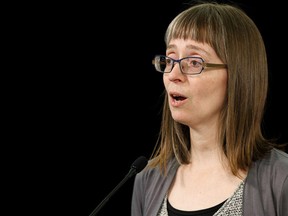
[89, 168, 136, 216]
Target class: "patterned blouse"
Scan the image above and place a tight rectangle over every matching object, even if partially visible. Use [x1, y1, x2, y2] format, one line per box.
[157, 180, 245, 216]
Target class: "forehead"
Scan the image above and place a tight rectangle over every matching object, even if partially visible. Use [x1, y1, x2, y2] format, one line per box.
[167, 39, 217, 58]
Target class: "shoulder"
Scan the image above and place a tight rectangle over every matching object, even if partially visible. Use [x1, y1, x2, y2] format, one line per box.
[249, 148, 288, 178]
[243, 149, 288, 214]
[259, 148, 288, 171]
[134, 157, 179, 188]
[132, 157, 179, 216]
[269, 148, 288, 161]
[246, 148, 288, 191]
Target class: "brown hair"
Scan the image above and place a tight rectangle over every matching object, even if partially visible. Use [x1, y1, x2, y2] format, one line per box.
[149, 2, 277, 177]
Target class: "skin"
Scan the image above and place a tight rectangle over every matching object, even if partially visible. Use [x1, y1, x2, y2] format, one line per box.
[164, 39, 246, 210]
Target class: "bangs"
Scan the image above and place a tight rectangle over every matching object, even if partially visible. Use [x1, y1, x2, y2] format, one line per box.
[164, 5, 225, 48]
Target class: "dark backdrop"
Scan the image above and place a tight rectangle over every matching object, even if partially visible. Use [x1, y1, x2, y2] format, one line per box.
[34, 1, 287, 215]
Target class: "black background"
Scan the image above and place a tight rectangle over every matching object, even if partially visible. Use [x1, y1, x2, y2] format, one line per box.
[23, 1, 287, 215]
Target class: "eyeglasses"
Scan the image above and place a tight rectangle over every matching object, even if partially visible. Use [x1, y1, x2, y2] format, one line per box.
[152, 55, 227, 75]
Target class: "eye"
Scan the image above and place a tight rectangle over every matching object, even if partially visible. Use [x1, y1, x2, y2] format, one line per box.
[166, 58, 173, 65]
[188, 59, 202, 68]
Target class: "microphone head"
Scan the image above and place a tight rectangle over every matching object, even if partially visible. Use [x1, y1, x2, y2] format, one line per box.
[131, 156, 148, 173]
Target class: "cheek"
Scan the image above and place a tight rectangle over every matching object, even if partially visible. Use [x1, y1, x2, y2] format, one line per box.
[216, 73, 228, 96]
[201, 74, 227, 103]
[192, 73, 227, 106]
[208, 76, 227, 94]
[163, 75, 169, 89]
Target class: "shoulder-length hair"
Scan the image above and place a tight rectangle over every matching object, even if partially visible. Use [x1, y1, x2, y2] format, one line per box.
[149, 2, 276, 177]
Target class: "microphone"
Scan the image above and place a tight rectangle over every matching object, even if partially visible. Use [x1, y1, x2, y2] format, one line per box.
[89, 156, 148, 216]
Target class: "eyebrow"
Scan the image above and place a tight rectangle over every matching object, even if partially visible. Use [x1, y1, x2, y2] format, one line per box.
[167, 44, 211, 57]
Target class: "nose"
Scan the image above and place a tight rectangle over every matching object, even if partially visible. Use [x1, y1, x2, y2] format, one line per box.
[166, 61, 186, 81]
[172, 60, 182, 72]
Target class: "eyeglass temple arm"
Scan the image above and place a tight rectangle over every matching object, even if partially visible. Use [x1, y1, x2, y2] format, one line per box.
[205, 63, 227, 68]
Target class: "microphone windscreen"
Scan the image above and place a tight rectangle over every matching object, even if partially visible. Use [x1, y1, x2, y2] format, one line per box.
[131, 156, 148, 173]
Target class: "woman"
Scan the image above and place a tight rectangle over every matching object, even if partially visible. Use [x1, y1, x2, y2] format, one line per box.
[131, 2, 288, 216]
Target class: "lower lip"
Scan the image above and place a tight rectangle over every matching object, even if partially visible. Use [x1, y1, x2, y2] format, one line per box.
[170, 97, 187, 107]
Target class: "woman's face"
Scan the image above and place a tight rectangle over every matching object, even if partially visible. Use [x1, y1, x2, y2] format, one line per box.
[163, 38, 227, 128]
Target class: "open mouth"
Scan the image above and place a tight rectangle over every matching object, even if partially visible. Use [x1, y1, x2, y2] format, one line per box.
[171, 94, 187, 101]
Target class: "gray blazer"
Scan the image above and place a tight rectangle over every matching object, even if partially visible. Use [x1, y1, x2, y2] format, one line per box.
[131, 148, 288, 216]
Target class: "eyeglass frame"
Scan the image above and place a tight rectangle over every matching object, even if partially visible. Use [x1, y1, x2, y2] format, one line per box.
[152, 55, 227, 75]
